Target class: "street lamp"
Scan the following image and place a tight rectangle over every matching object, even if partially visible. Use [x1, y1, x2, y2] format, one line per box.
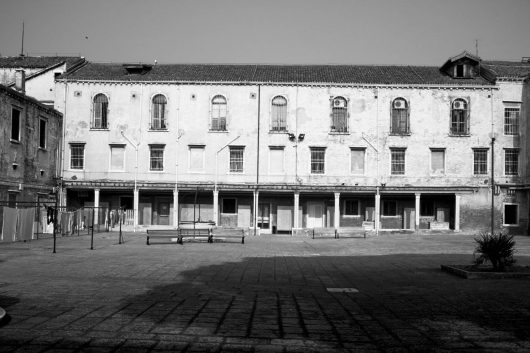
[121, 131, 140, 231]
[214, 136, 240, 226]
[490, 132, 497, 235]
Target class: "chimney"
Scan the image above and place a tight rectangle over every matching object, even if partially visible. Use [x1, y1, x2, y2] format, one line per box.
[15, 69, 26, 93]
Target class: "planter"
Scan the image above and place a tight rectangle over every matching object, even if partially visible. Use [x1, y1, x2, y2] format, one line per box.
[441, 264, 530, 279]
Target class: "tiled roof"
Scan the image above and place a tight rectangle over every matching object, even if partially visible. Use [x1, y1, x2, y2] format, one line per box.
[63, 62, 494, 86]
[0, 56, 85, 70]
[482, 61, 530, 79]
[0, 84, 62, 116]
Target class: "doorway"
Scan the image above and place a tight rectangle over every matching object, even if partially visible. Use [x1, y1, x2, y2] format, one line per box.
[258, 203, 270, 233]
[307, 202, 324, 228]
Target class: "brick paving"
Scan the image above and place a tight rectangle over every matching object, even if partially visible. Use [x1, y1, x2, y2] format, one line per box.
[1, 231, 530, 352]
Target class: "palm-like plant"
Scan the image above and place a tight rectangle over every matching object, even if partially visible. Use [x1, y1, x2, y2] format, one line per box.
[474, 232, 516, 271]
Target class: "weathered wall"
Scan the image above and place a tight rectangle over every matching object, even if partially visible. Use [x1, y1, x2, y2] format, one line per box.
[0, 87, 62, 200]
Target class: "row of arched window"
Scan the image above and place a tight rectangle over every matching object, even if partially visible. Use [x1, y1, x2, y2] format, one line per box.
[90, 93, 470, 136]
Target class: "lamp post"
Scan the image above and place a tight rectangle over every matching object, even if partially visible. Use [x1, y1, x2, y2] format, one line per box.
[214, 136, 240, 225]
[121, 131, 140, 231]
[490, 133, 496, 235]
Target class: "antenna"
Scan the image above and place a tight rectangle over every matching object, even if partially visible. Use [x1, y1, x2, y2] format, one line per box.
[20, 22, 25, 57]
[475, 39, 479, 57]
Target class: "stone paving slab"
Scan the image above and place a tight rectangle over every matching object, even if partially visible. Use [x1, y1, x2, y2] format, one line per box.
[1, 231, 530, 352]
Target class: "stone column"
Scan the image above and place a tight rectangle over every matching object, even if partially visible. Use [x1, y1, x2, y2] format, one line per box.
[334, 192, 340, 229]
[375, 191, 381, 233]
[173, 189, 179, 227]
[253, 190, 259, 235]
[213, 189, 219, 226]
[455, 194, 461, 232]
[94, 188, 100, 225]
[133, 188, 139, 232]
[415, 193, 421, 230]
[293, 192, 300, 229]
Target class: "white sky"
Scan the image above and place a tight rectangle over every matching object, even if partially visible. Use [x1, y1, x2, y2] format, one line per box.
[1, 0, 529, 65]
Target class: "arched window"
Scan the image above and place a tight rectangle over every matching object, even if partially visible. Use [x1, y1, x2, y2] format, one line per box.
[331, 96, 348, 133]
[151, 94, 167, 130]
[211, 95, 227, 131]
[92, 94, 108, 129]
[391, 98, 410, 134]
[450, 98, 469, 135]
[271, 95, 287, 131]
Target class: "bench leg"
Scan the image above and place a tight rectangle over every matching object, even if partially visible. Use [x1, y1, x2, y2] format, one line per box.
[147, 236, 150, 245]
[178, 235, 183, 245]
[241, 236, 245, 244]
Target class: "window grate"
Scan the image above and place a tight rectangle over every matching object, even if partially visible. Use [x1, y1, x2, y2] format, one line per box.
[473, 149, 488, 175]
[391, 149, 406, 175]
[504, 107, 520, 135]
[229, 147, 244, 173]
[505, 149, 519, 175]
[70, 144, 85, 169]
[150, 146, 165, 171]
[310, 147, 326, 174]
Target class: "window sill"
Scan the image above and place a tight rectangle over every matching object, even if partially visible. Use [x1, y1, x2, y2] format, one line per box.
[38, 147, 48, 152]
[149, 170, 165, 173]
[449, 133, 470, 137]
[343, 215, 361, 218]
[228, 171, 244, 174]
[381, 215, 400, 218]
[90, 128, 109, 131]
[69, 168, 84, 171]
[502, 224, 519, 227]
[329, 132, 350, 135]
[269, 130, 288, 134]
[389, 133, 411, 136]
[10, 139, 21, 144]
[148, 129, 169, 132]
[209, 130, 229, 133]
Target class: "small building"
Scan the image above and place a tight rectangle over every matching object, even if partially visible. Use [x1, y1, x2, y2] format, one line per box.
[0, 55, 86, 106]
[0, 81, 63, 217]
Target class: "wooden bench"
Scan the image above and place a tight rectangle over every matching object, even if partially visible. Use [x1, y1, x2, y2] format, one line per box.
[146, 228, 212, 245]
[178, 228, 212, 244]
[312, 227, 337, 239]
[335, 227, 367, 239]
[211, 227, 245, 244]
[146, 229, 180, 245]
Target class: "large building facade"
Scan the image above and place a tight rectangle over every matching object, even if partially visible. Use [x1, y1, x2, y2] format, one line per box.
[54, 52, 530, 234]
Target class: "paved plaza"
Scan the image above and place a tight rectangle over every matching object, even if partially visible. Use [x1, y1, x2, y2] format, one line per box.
[1, 230, 530, 352]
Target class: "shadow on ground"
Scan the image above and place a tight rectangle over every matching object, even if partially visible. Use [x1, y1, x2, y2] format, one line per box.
[116, 254, 530, 349]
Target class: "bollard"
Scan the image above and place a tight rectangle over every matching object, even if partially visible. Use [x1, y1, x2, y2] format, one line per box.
[90, 208, 94, 250]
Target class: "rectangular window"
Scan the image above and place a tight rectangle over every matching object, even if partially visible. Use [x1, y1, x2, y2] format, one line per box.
[110, 145, 125, 171]
[222, 198, 237, 214]
[344, 200, 360, 216]
[39, 118, 47, 148]
[189, 145, 205, 172]
[149, 145, 165, 171]
[420, 200, 434, 216]
[430, 149, 445, 174]
[310, 147, 326, 174]
[505, 149, 519, 176]
[473, 149, 488, 175]
[390, 148, 406, 175]
[11, 107, 21, 141]
[8, 191, 18, 208]
[70, 143, 85, 170]
[504, 106, 520, 135]
[269, 146, 284, 174]
[229, 146, 244, 173]
[503, 204, 519, 226]
[382, 200, 397, 216]
[350, 148, 365, 174]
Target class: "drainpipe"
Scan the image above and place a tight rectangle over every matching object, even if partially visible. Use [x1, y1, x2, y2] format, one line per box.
[254, 85, 261, 236]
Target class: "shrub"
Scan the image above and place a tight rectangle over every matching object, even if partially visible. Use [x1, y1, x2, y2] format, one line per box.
[473, 232, 516, 271]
